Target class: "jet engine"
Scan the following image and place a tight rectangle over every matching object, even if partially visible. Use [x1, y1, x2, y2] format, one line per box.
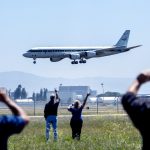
[85, 51, 96, 59]
[50, 58, 62, 62]
[69, 54, 80, 60]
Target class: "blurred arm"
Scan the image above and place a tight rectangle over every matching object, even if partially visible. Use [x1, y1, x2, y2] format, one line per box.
[82, 93, 90, 108]
[0, 92, 29, 124]
[55, 89, 60, 102]
[127, 71, 150, 94]
[68, 104, 73, 111]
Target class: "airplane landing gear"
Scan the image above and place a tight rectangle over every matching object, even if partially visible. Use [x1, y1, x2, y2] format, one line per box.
[83, 60, 86, 63]
[33, 57, 36, 64]
[71, 60, 78, 64]
[71, 59, 87, 64]
[79, 59, 86, 63]
[33, 60, 36, 64]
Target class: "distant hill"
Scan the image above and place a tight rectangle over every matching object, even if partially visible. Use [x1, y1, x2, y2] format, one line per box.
[0, 71, 148, 96]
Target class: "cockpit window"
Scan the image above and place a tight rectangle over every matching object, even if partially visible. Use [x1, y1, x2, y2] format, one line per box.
[27, 50, 32, 52]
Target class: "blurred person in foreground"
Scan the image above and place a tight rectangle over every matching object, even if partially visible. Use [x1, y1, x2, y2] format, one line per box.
[68, 93, 90, 140]
[0, 90, 29, 150]
[121, 70, 150, 150]
[44, 89, 60, 142]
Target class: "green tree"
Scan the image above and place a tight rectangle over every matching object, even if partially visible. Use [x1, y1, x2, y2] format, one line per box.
[14, 84, 22, 99]
[36, 93, 40, 101]
[40, 89, 43, 100]
[43, 88, 48, 101]
[32, 92, 36, 101]
[21, 88, 27, 99]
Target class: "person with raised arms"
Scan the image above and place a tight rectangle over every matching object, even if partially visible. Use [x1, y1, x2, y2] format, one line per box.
[122, 70, 150, 150]
[68, 93, 90, 140]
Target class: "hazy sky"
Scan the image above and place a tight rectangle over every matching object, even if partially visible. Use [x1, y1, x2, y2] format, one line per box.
[0, 0, 150, 78]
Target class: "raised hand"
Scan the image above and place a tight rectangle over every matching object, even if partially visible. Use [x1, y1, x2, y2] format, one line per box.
[137, 71, 150, 84]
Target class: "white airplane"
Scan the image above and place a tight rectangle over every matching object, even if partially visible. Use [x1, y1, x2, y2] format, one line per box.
[23, 30, 141, 64]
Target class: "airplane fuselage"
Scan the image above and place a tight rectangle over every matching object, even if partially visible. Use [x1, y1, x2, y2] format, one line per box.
[23, 30, 141, 64]
[23, 46, 123, 58]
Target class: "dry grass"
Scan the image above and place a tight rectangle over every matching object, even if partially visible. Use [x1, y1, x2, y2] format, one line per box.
[8, 116, 141, 150]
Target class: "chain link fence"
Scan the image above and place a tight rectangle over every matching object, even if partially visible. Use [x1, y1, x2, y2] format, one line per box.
[0, 97, 125, 116]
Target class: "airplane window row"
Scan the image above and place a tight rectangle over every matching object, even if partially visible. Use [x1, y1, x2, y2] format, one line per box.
[28, 49, 91, 52]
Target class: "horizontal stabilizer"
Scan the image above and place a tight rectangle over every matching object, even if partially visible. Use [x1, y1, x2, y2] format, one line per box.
[125, 45, 142, 50]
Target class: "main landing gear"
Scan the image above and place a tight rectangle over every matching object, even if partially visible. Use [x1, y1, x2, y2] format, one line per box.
[79, 59, 86, 63]
[71, 60, 78, 64]
[71, 59, 86, 64]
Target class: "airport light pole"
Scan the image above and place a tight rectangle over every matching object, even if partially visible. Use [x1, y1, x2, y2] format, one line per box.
[97, 96, 98, 114]
[34, 98, 35, 116]
[97, 83, 104, 115]
[116, 96, 120, 113]
[101, 83, 104, 101]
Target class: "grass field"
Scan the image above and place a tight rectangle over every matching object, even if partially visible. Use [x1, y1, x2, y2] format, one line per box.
[8, 116, 141, 150]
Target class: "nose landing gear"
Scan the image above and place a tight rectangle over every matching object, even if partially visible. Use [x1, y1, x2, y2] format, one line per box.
[33, 57, 36, 64]
[33, 60, 36, 64]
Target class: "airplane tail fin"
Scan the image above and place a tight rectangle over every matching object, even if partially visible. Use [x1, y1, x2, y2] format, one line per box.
[115, 30, 130, 47]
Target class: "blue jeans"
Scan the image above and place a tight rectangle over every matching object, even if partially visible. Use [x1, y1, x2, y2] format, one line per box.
[46, 115, 58, 141]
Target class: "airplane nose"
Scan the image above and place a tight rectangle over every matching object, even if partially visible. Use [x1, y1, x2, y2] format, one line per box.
[23, 53, 28, 57]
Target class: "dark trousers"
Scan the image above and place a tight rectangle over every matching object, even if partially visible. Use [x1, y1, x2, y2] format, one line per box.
[142, 135, 150, 150]
[70, 119, 83, 140]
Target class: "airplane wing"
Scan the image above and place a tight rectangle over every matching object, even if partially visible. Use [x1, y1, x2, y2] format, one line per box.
[95, 47, 119, 56]
[78, 44, 142, 59]
[79, 47, 122, 59]
[91, 45, 142, 57]
[62, 47, 123, 60]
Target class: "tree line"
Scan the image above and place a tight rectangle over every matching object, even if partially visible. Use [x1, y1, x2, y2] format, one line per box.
[97, 91, 121, 97]
[12, 84, 48, 101]
[32, 88, 48, 101]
